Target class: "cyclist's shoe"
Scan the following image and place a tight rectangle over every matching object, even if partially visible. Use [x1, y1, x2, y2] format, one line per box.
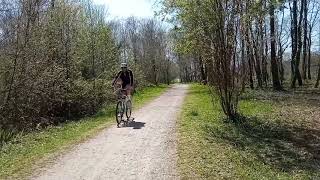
[127, 117, 135, 122]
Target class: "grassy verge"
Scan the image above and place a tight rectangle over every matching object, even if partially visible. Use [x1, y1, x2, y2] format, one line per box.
[178, 84, 320, 179]
[0, 85, 169, 179]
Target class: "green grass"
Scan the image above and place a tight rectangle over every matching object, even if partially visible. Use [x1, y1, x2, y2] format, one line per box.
[178, 84, 320, 179]
[0, 85, 168, 179]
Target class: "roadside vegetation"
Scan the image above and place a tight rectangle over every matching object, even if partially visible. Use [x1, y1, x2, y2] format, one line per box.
[160, 0, 320, 121]
[0, 85, 168, 179]
[0, 0, 177, 144]
[178, 84, 320, 179]
[160, 0, 320, 177]
[0, 0, 176, 177]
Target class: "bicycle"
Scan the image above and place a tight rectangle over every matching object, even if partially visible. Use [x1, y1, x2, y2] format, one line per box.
[114, 88, 132, 127]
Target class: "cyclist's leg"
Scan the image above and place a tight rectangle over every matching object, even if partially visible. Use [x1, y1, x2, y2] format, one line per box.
[124, 84, 134, 120]
[125, 84, 133, 100]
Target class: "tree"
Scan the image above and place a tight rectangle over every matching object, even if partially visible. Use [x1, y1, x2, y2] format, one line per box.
[270, 1, 282, 90]
[291, 0, 304, 87]
[307, 0, 320, 79]
[277, 6, 290, 85]
[109, 17, 177, 86]
[302, 0, 309, 80]
[0, 0, 117, 129]
[315, 63, 320, 88]
[161, 0, 245, 120]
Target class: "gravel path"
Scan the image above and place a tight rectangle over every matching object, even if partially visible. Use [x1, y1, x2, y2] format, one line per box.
[31, 84, 188, 180]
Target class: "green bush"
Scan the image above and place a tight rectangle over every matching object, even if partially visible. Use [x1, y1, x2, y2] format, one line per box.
[0, 129, 16, 146]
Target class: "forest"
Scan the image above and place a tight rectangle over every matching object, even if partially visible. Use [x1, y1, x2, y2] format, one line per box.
[0, 0, 320, 178]
[157, 0, 320, 178]
[160, 0, 320, 120]
[0, 0, 177, 140]
[0, 0, 320, 148]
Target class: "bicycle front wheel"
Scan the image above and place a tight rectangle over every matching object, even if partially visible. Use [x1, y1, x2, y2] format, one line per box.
[126, 100, 132, 119]
[116, 101, 124, 126]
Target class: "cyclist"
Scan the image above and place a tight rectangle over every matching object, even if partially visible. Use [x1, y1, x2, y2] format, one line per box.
[112, 63, 134, 98]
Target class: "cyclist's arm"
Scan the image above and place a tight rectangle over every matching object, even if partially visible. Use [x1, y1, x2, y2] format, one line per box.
[112, 71, 122, 86]
[129, 70, 134, 86]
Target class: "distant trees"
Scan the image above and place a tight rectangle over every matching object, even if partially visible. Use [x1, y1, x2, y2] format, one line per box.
[0, 0, 118, 130]
[290, 0, 320, 86]
[109, 17, 177, 86]
[161, 0, 244, 120]
[0, 0, 175, 131]
[1, 0, 320, 129]
[160, 0, 320, 120]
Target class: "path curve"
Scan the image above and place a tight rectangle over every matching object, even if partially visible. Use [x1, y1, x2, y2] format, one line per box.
[31, 84, 188, 180]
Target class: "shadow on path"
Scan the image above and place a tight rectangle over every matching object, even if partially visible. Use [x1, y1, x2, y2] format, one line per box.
[125, 121, 146, 129]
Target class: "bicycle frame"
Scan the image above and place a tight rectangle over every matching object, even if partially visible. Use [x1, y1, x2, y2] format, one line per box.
[114, 87, 132, 127]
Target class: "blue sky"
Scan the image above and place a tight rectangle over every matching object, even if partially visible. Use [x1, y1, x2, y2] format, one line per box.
[93, 0, 157, 19]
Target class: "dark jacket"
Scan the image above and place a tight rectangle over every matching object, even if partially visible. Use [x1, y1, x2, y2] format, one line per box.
[113, 70, 134, 89]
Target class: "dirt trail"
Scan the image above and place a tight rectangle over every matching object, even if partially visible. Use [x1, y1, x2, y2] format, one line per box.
[31, 84, 188, 180]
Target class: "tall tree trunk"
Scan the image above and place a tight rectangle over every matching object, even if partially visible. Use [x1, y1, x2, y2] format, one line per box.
[315, 63, 320, 88]
[245, 25, 254, 89]
[270, 2, 282, 90]
[263, 42, 269, 87]
[247, 48, 254, 89]
[258, 13, 266, 88]
[167, 60, 170, 85]
[291, 0, 298, 84]
[244, 1, 254, 89]
[199, 55, 206, 83]
[278, 8, 286, 85]
[292, 0, 304, 87]
[262, 0, 269, 87]
[241, 38, 246, 91]
[302, 0, 308, 80]
[251, 24, 263, 88]
[205, 53, 214, 86]
[278, 44, 285, 84]
[153, 63, 158, 85]
[307, 26, 312, 79]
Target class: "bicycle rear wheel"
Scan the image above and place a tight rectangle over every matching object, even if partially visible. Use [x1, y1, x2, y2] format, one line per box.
[116, 101, 124, 127]
[126, 100, 132, 119]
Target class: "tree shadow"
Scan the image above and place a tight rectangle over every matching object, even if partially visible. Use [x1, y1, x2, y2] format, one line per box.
[241, 89, 320, 107]
[204, 116, 320, 173]
[125, 121, 146, 129]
